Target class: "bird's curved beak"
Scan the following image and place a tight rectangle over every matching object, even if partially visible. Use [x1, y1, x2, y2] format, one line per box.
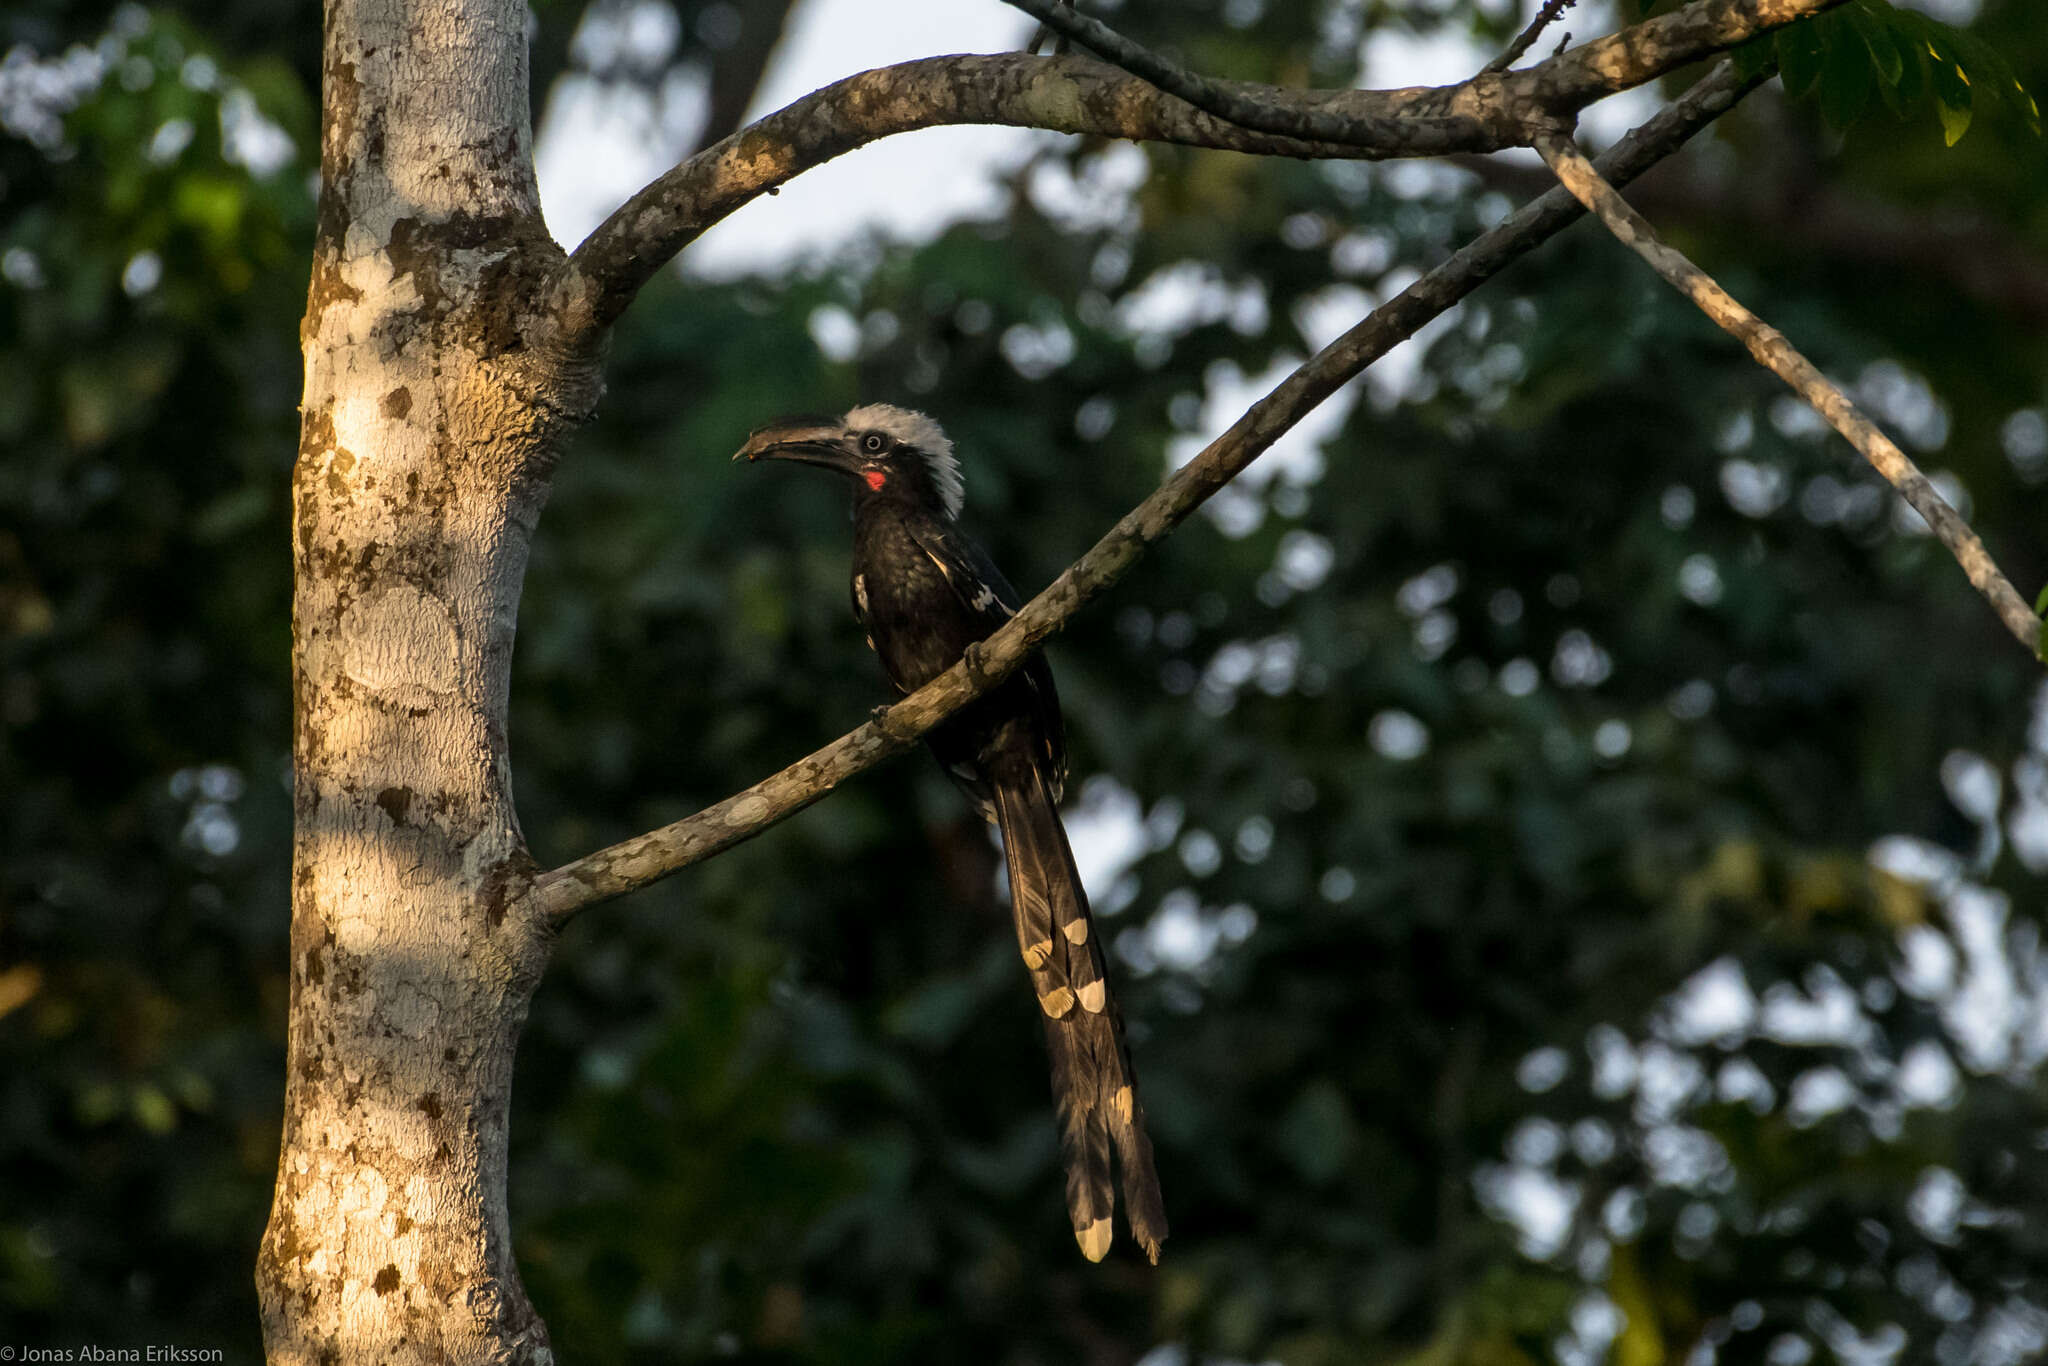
[733, 418, 857, 472]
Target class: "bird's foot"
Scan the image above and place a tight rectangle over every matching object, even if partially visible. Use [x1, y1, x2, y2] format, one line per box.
[960, 641, 995, 685]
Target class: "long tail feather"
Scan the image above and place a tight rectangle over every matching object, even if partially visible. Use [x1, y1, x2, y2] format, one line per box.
[993, 754, 1167, 1263]
[1041, 1012, 1115, 1260]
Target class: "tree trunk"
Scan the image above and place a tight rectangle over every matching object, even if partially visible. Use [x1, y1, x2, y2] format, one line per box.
[256, 1, 593, 1359]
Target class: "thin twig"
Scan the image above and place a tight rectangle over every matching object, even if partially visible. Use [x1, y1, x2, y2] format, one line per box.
[1001, 0, 1484, 149]
[1533, 129, 2041, 654]
[529, 63, 1767, 925]
[1483, 0, 1580, 75]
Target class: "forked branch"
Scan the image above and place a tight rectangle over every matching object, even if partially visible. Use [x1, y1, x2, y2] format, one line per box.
[1533, 130, 2041, 654]
[530, 62, 1767, 925]
[540, 0, 1838, 354]
[1004, 0, 1836, 145]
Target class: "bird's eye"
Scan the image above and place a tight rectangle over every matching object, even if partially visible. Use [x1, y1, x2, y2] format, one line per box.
[862, 433, 887, 454]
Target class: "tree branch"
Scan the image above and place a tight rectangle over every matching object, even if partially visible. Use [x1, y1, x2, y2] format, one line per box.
[538, 0, 1836, 354]
[537, 53, 1356, 354]
[1532, 129, 2042, 655]
[529, 61, 1767, 926]
[1003, 0, 1836, 145]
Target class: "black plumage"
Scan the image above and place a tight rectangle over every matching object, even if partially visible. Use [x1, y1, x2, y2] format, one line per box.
[736, 403, 1167, 1263]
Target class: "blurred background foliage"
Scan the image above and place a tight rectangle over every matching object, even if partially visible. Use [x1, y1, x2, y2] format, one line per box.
[4, 0, 2048, 1362]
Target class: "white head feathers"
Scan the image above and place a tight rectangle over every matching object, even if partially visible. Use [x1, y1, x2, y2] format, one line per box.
[844, 403, 963, 519]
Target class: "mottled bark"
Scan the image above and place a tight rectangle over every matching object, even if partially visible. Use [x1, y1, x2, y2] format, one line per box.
[257, 0, 596, 1362]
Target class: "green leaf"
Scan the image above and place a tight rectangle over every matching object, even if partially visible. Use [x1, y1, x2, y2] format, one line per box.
[1886, 22, 1929, 114]
[1818, 25, 1876, 129]
[1776, 19, 1828, 100]
[1765, 1, 2039, 144]
[1846, 3, 1903, 89]
[1930, 49, 1974, 145]
[2035, 584, 2048, 617]
[1946, 25, 2044, 137]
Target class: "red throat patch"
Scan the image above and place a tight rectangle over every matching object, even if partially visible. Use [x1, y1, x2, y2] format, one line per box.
[863, 470, 887, 491]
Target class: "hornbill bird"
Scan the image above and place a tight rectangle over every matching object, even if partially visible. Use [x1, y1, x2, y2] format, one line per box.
[736, 404, 1167, 1263]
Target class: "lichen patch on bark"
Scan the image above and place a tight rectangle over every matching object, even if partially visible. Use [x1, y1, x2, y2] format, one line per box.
[338, 584, 460, 702]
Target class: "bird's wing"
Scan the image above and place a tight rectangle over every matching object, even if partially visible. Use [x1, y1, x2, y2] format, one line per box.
[901, 518, 1069, 793]
[902, 516, 1023, 629]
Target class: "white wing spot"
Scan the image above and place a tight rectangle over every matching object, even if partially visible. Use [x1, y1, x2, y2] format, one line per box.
[853, 573, 867, 616]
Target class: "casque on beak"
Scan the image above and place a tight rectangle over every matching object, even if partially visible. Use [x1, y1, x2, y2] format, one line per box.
[732, 417, 857, 471]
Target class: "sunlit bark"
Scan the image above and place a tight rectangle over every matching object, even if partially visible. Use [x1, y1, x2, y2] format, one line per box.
[256, 1, 592, 1361]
